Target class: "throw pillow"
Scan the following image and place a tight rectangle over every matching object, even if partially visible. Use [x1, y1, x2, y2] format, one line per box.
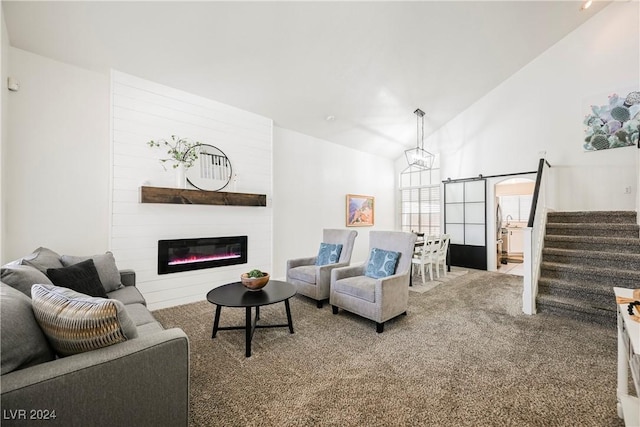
[315, 243, 343, 266]
[46, 259, 108, 298]
[31, 284, 138, 357]
[1, 283, 55, 374]
[1, 264, 53, 297]
[61, 252, 122, 293]
[21, 247, 64, 274]
[364, 248, 400, 279]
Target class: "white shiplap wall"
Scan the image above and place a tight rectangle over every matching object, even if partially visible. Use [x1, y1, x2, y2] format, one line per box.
[110, 71, 273, 310]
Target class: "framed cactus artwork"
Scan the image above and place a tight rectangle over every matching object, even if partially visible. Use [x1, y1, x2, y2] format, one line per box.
[583, 89, 640, 151]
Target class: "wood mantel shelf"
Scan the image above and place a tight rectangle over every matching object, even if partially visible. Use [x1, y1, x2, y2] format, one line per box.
[140, 186, 267, 207]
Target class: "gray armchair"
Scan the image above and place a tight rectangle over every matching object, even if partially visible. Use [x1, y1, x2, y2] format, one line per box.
[286, 229, 358, 308]
[330, 230, 417, 333]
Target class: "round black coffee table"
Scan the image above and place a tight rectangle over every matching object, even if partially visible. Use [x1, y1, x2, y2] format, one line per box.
[206, 280, 296, 357]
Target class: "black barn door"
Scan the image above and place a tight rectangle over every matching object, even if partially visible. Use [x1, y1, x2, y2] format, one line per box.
[444, 179, 487, 270]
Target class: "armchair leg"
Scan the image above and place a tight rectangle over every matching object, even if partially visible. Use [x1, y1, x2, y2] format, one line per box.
[332, 305, 338, 314]
[316, 300, 323, 309]
[376, 322, 384, 333]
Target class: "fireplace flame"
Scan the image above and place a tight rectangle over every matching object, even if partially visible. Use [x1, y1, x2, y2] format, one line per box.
[168, 253, 241, 266]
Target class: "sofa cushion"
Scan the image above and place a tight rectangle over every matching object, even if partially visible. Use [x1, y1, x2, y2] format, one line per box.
[332, 276, 376, 303]
[364, 248, 400, 279]
[21, 247, 64, 274]
[1, 264, 53, 297]
[0, 283, 55, 374]
[107, 285, 146, 306]
[125, 303, 159, 327]
[46, 259, 108, 298]
[315, 243, 343, 266]
[287, 265, 317, 284]
[136, 321, 165, 336]
[61, 252, 123, 293]
[31, 284, 138, 357]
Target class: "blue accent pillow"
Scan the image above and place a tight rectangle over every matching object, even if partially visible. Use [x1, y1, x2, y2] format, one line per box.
[315, 243, 343, 266]
[364, 248, 400, 279]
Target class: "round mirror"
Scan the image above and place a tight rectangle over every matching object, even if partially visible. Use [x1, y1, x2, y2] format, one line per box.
[185, 144, 233, 191]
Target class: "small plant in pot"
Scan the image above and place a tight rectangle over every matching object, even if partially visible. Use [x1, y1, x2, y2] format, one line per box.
[147, 135, 201, 170]
[147, 135, 202, 189]
[241, 269, 270, 291]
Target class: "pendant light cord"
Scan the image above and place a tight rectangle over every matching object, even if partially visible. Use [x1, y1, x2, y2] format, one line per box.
[414, 108, 426, 151]
[416, 114, 420, 150]
[421, 114, 424, 151]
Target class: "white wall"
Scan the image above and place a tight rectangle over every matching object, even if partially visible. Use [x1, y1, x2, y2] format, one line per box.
[273, 126, 396, 279]
[1, 11, 9, 262]
[111, 71, 273, 310]
[4, 48, 110, 262]
[420, 2, 638, 212]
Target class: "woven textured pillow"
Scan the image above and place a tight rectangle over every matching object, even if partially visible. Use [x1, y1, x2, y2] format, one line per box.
[31, 284, 138, 357]
[364, 248, 400, 279]
[315, 243, 343, 266]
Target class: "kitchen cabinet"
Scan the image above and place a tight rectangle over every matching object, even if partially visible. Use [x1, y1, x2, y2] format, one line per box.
[508, 228, 524, 254]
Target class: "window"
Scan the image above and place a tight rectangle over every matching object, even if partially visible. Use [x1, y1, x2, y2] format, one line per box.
[399, 166, 441, 236]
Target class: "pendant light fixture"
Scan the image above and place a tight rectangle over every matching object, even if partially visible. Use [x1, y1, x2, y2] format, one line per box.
[404, 108, 434, 170]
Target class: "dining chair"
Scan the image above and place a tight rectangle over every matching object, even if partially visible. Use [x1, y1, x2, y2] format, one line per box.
[411, 236, 437, 283]
[433, 234, 451, 278]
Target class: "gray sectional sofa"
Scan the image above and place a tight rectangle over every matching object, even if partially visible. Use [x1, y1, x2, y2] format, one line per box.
[1, 248, 189, 427]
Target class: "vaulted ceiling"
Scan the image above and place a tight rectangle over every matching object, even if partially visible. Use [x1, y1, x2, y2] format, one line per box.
[2, 1, 609, 159]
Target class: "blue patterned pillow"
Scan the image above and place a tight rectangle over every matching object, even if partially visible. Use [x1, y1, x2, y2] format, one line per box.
[364, 248, 400, 279]
[315, 243, 343, 266]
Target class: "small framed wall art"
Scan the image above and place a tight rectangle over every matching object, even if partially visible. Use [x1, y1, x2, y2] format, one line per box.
[346, 194, 374, 227]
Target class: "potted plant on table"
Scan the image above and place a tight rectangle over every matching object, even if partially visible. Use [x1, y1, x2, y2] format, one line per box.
[241, 269, 270, 291]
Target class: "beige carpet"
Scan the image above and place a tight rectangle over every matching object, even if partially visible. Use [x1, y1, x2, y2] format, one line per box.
[409, 266, 469, 293]
[153, 270, 624, 427]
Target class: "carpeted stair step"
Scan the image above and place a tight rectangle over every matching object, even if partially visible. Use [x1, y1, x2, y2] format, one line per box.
[537, 210, 639, 327]
[547, 210, 637, 224]
[541, 247, 640, 271]
[539, 262, 640, 289]
[536, 294, 615, 328]
[545, 222, 639, 238]
[543, 235, 640, 254]
[537, 277, 614, 306]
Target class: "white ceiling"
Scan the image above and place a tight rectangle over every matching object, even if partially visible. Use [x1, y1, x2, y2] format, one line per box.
[2, 1, 609, 159]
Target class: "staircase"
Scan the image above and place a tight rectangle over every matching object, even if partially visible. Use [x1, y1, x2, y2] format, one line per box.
[536, 211, 640, 327]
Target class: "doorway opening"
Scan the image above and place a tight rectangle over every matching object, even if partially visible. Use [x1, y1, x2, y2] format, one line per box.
[495, 178, 535, 276]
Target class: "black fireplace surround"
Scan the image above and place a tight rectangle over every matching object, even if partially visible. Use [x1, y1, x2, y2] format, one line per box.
[158, 236, 248, 275]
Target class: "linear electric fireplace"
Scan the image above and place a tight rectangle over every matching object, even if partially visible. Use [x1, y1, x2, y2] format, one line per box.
[158, 236, 248, 275]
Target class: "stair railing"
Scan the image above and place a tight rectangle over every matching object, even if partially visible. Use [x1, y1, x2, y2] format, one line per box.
[522, 158, 552, 315]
